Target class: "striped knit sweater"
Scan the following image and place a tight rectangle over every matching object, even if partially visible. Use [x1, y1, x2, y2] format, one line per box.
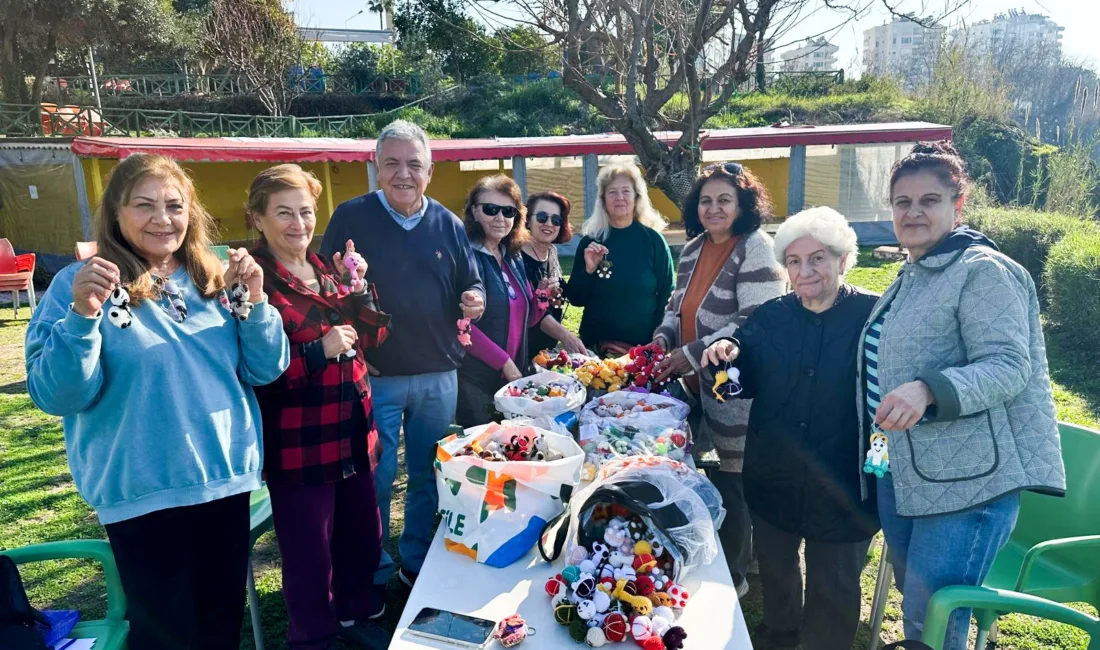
[653, 229, 787, 472]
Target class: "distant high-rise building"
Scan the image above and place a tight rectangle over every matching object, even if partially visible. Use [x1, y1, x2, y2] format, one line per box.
[969, 9, 1064, 55]
[781, 38, 839, 72]
[862, 15, 946, 78]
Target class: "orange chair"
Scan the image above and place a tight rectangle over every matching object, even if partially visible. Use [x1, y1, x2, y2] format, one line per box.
[0, 239, 37, 318]
[75, 241, 98, 261]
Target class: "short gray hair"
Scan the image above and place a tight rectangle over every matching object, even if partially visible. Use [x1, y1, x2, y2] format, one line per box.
[773, 206, 859, 274]
[376, 119, 432, 164]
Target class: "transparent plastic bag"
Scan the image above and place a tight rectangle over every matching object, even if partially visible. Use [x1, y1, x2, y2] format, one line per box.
[540, 457, 725, 582]
[494, 371, 587, 420]
[579, 391, 689, 429]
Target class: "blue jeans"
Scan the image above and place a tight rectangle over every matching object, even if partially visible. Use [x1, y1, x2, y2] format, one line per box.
[370, 370, 458, 584]
[878, 476, 1020, 650]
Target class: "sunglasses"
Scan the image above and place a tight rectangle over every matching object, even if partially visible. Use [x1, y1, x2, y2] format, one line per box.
[534, 211, 563, 227]
[478, 203, 518, 219]
[704, 162, 744, 176]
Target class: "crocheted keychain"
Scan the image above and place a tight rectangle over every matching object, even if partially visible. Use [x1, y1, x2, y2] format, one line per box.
[595, 256, 613, 280]
[534, 288, 551, 311]
[711, 361, 743, 402]
[106, 274, 251, 329]
[494, 614, 534, 647]
[457, 317, 472, 347]
[863, 425, 890, 477]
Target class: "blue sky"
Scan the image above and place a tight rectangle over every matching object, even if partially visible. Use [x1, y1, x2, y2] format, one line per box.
[287, 0, 1096, 70]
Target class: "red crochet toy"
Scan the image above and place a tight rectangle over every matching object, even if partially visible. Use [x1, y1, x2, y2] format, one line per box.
[625, 344, 675, 391]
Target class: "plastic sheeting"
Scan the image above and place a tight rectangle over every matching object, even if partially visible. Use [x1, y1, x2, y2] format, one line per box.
[0, 147, 86, 261]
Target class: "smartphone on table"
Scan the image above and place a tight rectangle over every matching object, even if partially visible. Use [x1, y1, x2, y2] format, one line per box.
[406, 607, 496, 649]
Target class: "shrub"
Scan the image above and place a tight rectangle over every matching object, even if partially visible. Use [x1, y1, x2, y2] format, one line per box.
[966, 207, 1095, 293]
[1043, 229, 1100, 359]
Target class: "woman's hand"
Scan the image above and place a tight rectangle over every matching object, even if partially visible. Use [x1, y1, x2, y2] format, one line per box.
[225, 248, 264, 299]
[651, 337, 668, 352]
[701, 339, 739, 367]
[460, 290, 484, 320]
[322, 325, 359, 359]
[653, 347, 694, 383]
[876, 381, 935, 432]
[501, 359, 523, 382]
[72, 257, 121, 317]
[537, 277, 560, 294]
[560, 332, 587, 355]
[583, 242, 609, 274]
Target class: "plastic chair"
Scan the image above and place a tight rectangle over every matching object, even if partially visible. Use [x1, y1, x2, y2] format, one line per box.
[0, 238, 37, 318]
[1, 539, 129, 649]
[923, 586, 1100, 650]
[869, 422, 1100, 649]
[248, 485, 274, 650]
[75, 241, 98, 261]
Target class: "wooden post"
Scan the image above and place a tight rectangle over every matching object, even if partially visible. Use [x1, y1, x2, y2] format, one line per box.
[512, 155, 527, 200]
[323, 161, 335, 219]
[90, 157, 104, 208]
[787, 144, 806, 215]
[583, 153, 599, 221]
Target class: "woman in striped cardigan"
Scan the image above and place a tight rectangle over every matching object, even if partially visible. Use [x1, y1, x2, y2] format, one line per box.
[652, 162, 786, 595]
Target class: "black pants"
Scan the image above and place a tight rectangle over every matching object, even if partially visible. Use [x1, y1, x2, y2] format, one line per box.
[104, 493, 251, 650]
[752, 513, 871, 650]
[710, 470, 752, 584]
[455, 376, 503, 429]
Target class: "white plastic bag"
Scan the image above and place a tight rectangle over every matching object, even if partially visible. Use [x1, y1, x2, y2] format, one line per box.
[494, 371, 586, 420]
[579, 391, 689, 429]
[435, 422, 583, 567]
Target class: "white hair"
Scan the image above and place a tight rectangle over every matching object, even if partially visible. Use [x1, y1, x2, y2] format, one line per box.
[773, 206, 859, 274]
[582, 163, 667, 241]
[376, 119, 432, 164]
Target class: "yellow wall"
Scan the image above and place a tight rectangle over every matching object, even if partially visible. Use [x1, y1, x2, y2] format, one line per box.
[74, 153, 798, 250]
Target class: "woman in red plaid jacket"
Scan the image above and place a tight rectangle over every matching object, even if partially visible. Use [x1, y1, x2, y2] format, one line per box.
[248, 165, 392, 650]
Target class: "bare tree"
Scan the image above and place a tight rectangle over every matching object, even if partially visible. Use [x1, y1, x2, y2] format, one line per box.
[500, 0, 967, 207]
[204, 0, 304, 116]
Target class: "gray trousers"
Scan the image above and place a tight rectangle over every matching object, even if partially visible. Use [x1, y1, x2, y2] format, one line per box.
[752, 514, 871, 650]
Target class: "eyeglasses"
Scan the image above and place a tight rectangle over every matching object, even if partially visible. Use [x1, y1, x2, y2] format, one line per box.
[705, 162, 744, 176]
[534, 211, 563, 227]
[478, 203, 518, 219]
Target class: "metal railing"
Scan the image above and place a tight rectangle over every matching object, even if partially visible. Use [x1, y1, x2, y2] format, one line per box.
[52, 73, 420, 98]
[0, 103, 381, 138]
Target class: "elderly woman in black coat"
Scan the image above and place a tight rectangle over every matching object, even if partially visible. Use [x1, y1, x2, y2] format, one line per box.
[703, 207, 880, 650]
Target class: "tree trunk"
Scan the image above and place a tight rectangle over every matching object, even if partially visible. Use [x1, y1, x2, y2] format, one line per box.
[640, 144, 703, 209]
[28, 31, 57, 106]
[1, 23, 29, 104]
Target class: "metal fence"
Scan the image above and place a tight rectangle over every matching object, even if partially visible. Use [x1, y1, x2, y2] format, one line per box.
[0, 103, 379, 138]
[54, 73, 420, 98]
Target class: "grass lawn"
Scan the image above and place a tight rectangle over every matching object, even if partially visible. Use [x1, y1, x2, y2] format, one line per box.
[1, 246, 1096, 649]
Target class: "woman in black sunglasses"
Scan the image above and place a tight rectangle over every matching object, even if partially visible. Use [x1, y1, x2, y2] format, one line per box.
[456, 176, 578, 426]
[521, 191, 586, 356]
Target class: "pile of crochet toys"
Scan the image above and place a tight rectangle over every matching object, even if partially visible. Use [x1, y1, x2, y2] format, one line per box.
[545, 507, 690, 648]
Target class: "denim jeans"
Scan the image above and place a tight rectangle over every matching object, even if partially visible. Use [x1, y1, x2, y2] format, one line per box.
[371, 370, 458, 584]
[878, 476, 1020, 650]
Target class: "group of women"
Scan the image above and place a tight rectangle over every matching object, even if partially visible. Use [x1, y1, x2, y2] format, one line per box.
[24, 137, 1065, 650]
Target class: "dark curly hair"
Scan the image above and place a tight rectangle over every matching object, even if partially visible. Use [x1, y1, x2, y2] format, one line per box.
[681, 162, 773, 239]
[524, 191, 573, 244]
[889, 140, 970, 202]
[463, 174, 530, 255]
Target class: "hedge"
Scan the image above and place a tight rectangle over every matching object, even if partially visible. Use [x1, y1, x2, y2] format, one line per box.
[966, 207, 1095, 295]
[1044, 229, 1100, 360]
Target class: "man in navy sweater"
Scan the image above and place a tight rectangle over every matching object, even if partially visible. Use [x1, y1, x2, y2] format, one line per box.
[321, 120, 484, 617]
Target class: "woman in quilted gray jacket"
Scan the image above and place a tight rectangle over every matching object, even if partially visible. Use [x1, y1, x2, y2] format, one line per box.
[861, 141, 1066, 650]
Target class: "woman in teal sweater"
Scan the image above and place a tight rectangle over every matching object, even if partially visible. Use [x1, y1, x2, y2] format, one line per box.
[25, 154, 290, 650]
[565, 163, 674, 355]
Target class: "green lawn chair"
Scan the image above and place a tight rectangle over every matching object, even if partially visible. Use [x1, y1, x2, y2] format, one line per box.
[248, 485, 274, 650]
[923, 586, 1100, 650]
[1, 539, 128, 650]
[870, 422, 1100, 649]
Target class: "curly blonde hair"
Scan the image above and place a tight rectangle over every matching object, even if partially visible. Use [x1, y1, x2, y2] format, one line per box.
[582, 163, 667, 241]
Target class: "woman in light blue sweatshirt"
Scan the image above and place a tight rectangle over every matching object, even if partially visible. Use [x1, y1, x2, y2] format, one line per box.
[24, 154, 290, 650]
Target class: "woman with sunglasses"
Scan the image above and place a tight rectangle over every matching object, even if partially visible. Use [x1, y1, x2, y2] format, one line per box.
[521, 191, 586, 355]
[651, 161, 787, 597]
[456, 176, 573, 426]
[565, 163, 674, 356]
